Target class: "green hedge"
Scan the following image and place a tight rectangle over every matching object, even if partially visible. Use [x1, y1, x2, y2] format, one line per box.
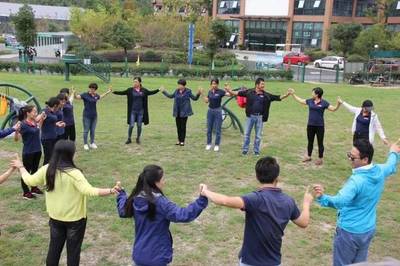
[0, 61, 293, 80]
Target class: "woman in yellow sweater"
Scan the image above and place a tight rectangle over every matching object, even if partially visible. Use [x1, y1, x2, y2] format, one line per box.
[11, 140, 119, 266]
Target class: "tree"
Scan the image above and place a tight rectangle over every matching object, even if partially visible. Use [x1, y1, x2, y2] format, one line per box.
[206, 20, 230, 71]
[366, 0, 398, 24]
[12, 4, 37, 49]
[353, 24, 392, 56]
[107, 20, 137, 76]
[330, 24, 362, 57]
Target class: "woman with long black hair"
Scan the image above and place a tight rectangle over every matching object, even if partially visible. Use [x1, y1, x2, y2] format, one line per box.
[11, 140, 119, 266]
[161, 79, 202, 146]
[116, 165, 208, 266]
[15, 105, 46, 199]
[113, 77, 159, 145]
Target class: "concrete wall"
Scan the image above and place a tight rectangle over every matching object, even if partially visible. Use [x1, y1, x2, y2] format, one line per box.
[245, 0, 289, 16]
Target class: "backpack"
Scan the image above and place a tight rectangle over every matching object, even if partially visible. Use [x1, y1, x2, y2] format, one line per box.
[236, 88, 247, 108]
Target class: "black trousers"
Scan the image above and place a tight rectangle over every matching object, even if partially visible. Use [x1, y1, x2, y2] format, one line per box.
[175, 117, 188, 143]
[307, 125, 325, 158]
[353, 132, 369, 145]
[62, 125, 76, 141]
[22, 152, 42, 193]
[46, 218, 87, 266]
[42, 139, 57, 165]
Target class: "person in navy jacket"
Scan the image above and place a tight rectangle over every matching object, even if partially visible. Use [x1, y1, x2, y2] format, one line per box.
[161, 79, 202, 146]
[0, 122, 20, 139]
[113, 77, 159, 145]
[116, 165, 208, 266]
[15, 105, 46, 199]
[59, 88, 76, 141]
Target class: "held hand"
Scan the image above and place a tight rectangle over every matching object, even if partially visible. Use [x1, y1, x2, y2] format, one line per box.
[159, 86, 165, 92]
[108, 86, 113, 93]
[303, 185, 314, 205]
[198, 87, 203, 95]
[10, 156, 24, 169]
[390, 138, 400, 153]
[114, 181, 123, 192]
[199, 183, 208, 196]
[337, 96, 343, 104]
[383, 138, 390, 146]
[13, 121, 21, 131]
[312, 184, 324, 198]
[287, 88, 295, 95]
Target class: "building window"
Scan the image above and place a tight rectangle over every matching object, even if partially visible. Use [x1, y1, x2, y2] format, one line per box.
[389, 1, 400, 16]
[387, 24, 400, 32]
[244, 20, 287, 51]
[333, 0, 353, 16]
[356, 0, 376, 17]
[224, 20, 240, 33]
[294, 0, 325, 15]
[292, 22, 323, 49]
[218, 0, 240, 14]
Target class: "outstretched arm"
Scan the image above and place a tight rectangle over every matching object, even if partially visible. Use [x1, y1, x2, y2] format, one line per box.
[0, 167, 16, 184]
[328, 98, 341, 112]
[146, 89, 160, 96]
[292, 187, 314, 228]
[160, 87, 175, 98]
[201, 186, 244, 209]
[279, 90, 291, 100]
[100, 87, 112, 99]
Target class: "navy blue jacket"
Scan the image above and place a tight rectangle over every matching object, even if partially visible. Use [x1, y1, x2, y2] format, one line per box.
[0, 128, 15, 139]
[162, 88, 200, 118]
[113, 87, 159, 125]
[117, 191, 208, 266]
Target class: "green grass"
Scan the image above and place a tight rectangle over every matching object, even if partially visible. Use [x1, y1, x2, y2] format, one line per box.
[0, 72, 399, 266]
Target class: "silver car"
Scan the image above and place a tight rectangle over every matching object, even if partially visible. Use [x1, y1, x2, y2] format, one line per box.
[314, 56, 345, 70]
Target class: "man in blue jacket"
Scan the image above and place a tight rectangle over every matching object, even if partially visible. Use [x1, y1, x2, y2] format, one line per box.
[0, 122, 20, 139]
[313, 139, 400, 266]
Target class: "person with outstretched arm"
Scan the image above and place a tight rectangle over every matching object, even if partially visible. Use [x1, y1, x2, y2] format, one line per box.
[200, 156, 313, 266]
[313, 139, 400, 266]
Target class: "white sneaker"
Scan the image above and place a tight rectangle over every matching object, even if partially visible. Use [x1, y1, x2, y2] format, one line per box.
[83, 144, 89, 150]
[214, 146, 220, 152]
[205, 145, 212, 150]
[89, 143, 98, 149]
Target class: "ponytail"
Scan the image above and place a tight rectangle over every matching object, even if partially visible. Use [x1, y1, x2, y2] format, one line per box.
[18, 105, 35, 121]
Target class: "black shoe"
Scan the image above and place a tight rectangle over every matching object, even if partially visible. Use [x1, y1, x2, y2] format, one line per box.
[242, 151, 248, 155]
[179, 142, 185, 146]
[136, 138, 141, 144]
[125, 139, 132, 144]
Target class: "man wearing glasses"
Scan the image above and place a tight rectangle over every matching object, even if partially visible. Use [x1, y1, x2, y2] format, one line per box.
[313, 139, 400, 266]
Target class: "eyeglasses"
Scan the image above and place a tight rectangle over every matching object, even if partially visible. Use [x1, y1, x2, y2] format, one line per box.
[347, 152, 360, 161]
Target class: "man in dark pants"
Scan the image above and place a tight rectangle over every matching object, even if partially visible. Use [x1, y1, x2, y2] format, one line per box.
[227, 78, 290, 155]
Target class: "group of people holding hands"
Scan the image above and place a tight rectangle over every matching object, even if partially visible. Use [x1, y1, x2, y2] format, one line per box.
[0, 76, 398, 266]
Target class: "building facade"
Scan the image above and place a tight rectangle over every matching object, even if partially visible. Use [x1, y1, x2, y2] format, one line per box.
[212, 0, 400, 51]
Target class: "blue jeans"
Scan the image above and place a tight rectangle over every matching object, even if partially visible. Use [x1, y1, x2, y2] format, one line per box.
[242, 115, 263, 154]
[333, 227, 376, 266]
[83, 116, 97, 145]
[128, 110, 144, 139]
[207, 108, 223, 145]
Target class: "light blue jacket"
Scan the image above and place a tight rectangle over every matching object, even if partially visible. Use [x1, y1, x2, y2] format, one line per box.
[317, 152, 399, 233]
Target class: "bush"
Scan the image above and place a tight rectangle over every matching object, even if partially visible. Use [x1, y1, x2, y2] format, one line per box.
[0, 37, 5, 43]
[347, 54, 368, 62]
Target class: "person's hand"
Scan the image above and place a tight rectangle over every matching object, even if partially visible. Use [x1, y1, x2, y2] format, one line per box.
[71, 87, 76, 95]
[337, 96, 343, 104]
[199, 183, 207, 196]
[159, 86, 165, 92]
[56, 121, 66, 128]
[198, 87, 203, 95]
[312, 184, 324, 198]
[287, 88, 295, 95]
[107, 87, 113, 93]
[224, 83, 232, 92]
[303, 185, 314, 205]
[383, 138, 390, 146]
[390, 139, 400, 153]
[13, 121, 21, 131]
[114, 181, 123, 192]
[10, 154, 24, 169]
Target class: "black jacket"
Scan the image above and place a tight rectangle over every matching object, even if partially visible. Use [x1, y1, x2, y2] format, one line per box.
[238, 89, 281, 122]
[113, 87, 159, 125]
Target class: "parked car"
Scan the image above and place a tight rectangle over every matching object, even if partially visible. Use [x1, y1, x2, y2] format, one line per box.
[283, 52, 310, 65]
[314, 56, 345, 70]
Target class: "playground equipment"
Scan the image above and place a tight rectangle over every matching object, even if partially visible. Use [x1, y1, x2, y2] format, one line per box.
[221, 88, 244, 134]
[62, 47, 111, 83]
[0, 83, 42, 129]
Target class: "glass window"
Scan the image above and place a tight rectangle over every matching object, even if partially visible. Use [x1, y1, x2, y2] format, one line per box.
[389, 1, 400, 16]
[356, 0, 376, 17]
[294, 0, 325, 15]
[291, 22, 323, 49]
[333, 0, 353, 16]
[223, 20, 240, 33]
[245, 20, 288, 51]
[218, 0, 240, 14]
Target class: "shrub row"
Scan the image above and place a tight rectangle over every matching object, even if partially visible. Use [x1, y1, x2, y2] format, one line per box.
[0, 61, 293, 80]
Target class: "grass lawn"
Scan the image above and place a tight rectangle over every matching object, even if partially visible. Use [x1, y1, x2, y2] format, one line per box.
[0, 72, 399, 266]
